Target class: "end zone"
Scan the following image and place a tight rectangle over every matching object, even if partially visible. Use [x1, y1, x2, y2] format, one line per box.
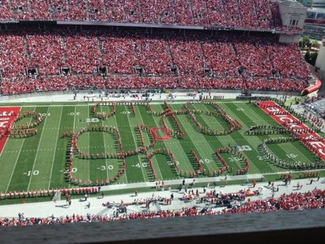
[258, 101, 325, 161]
[0, 107, 21, 155]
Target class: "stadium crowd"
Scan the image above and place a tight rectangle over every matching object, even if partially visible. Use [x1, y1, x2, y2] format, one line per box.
[0, 188, 324, 227]
[0, 29, 310, 95]
[0, 0, 285, 31]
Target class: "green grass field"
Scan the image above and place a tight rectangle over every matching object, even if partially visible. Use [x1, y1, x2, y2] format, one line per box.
[0, 100, 322, 194]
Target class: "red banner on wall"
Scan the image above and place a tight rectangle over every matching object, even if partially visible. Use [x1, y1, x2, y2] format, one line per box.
[0, 107, 21, 155]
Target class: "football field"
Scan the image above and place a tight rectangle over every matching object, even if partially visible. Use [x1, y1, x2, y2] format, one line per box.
[0, 100, 322, 194]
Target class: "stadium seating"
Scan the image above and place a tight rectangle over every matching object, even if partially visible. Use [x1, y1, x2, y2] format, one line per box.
[0, 27, 310, 95]
[0, 0, 285, 31]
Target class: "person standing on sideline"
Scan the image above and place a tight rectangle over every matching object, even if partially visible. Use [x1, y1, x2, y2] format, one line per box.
[192, 179, 196, 187]
[252, 180, 257, 188]
[86, 201, 90, 209]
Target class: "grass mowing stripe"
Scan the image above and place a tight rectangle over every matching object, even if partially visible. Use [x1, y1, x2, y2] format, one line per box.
[115, 106, 143, 183]
[72, 106, 91, 184]
[49, 106, 75, 189]
[154, 105, 195, 176]
[268, 141, 317, 164]
[27, 107, 51, 191]
[231, 103, 313, 173]
[138, 105, 181, 180]
[137, 106, 164, 180]
[121, 105, 145, 183]
[125, 105, 149, 182]
[169, 104, 219, 173]
[100, 106, 109, 182]
[29, 107, 63, 190]
[101, 105, 126, 184]
[270, 140, 317, 164]
[3, 107, 36, 193]
[47, 107, 63, 189]
[88, 105, 107, 185]
[136, 105, 164, 180]
[193, 103, 262, 175]
[7, 107, 49, 192]
[190, 103, 245, 173]
[153, 104, 195, 177]
[243, 103, 316, 169]
[111, 107, 128, 184]
[219, 103, 273, 174]
[233, 103, 288, 173]
[222, 102, 280, 173]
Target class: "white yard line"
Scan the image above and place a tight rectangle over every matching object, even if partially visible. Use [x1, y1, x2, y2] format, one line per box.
[113, 108, 128, 183]
[100, 106, 109, 181]
[47, 107, 63, 189]
[27, 107, 50, 191]
[70, 106, 77, 188]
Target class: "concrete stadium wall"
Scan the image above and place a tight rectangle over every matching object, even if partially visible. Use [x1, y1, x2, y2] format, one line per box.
[0, 208, 324, 243]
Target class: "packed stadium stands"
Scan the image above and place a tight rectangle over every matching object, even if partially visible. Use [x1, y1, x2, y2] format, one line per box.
[0, 0, 284, 31]
[0, 28, 310, 95]
[0, 2, 321, 240]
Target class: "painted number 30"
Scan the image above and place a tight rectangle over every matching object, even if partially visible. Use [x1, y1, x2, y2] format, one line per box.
[100, 165, 114, 171]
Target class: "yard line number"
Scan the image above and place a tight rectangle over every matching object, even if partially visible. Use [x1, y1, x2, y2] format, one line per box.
[25, 170, 40, 176]
[99, 165, 114, 171]
[234, 145, 252, 152]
